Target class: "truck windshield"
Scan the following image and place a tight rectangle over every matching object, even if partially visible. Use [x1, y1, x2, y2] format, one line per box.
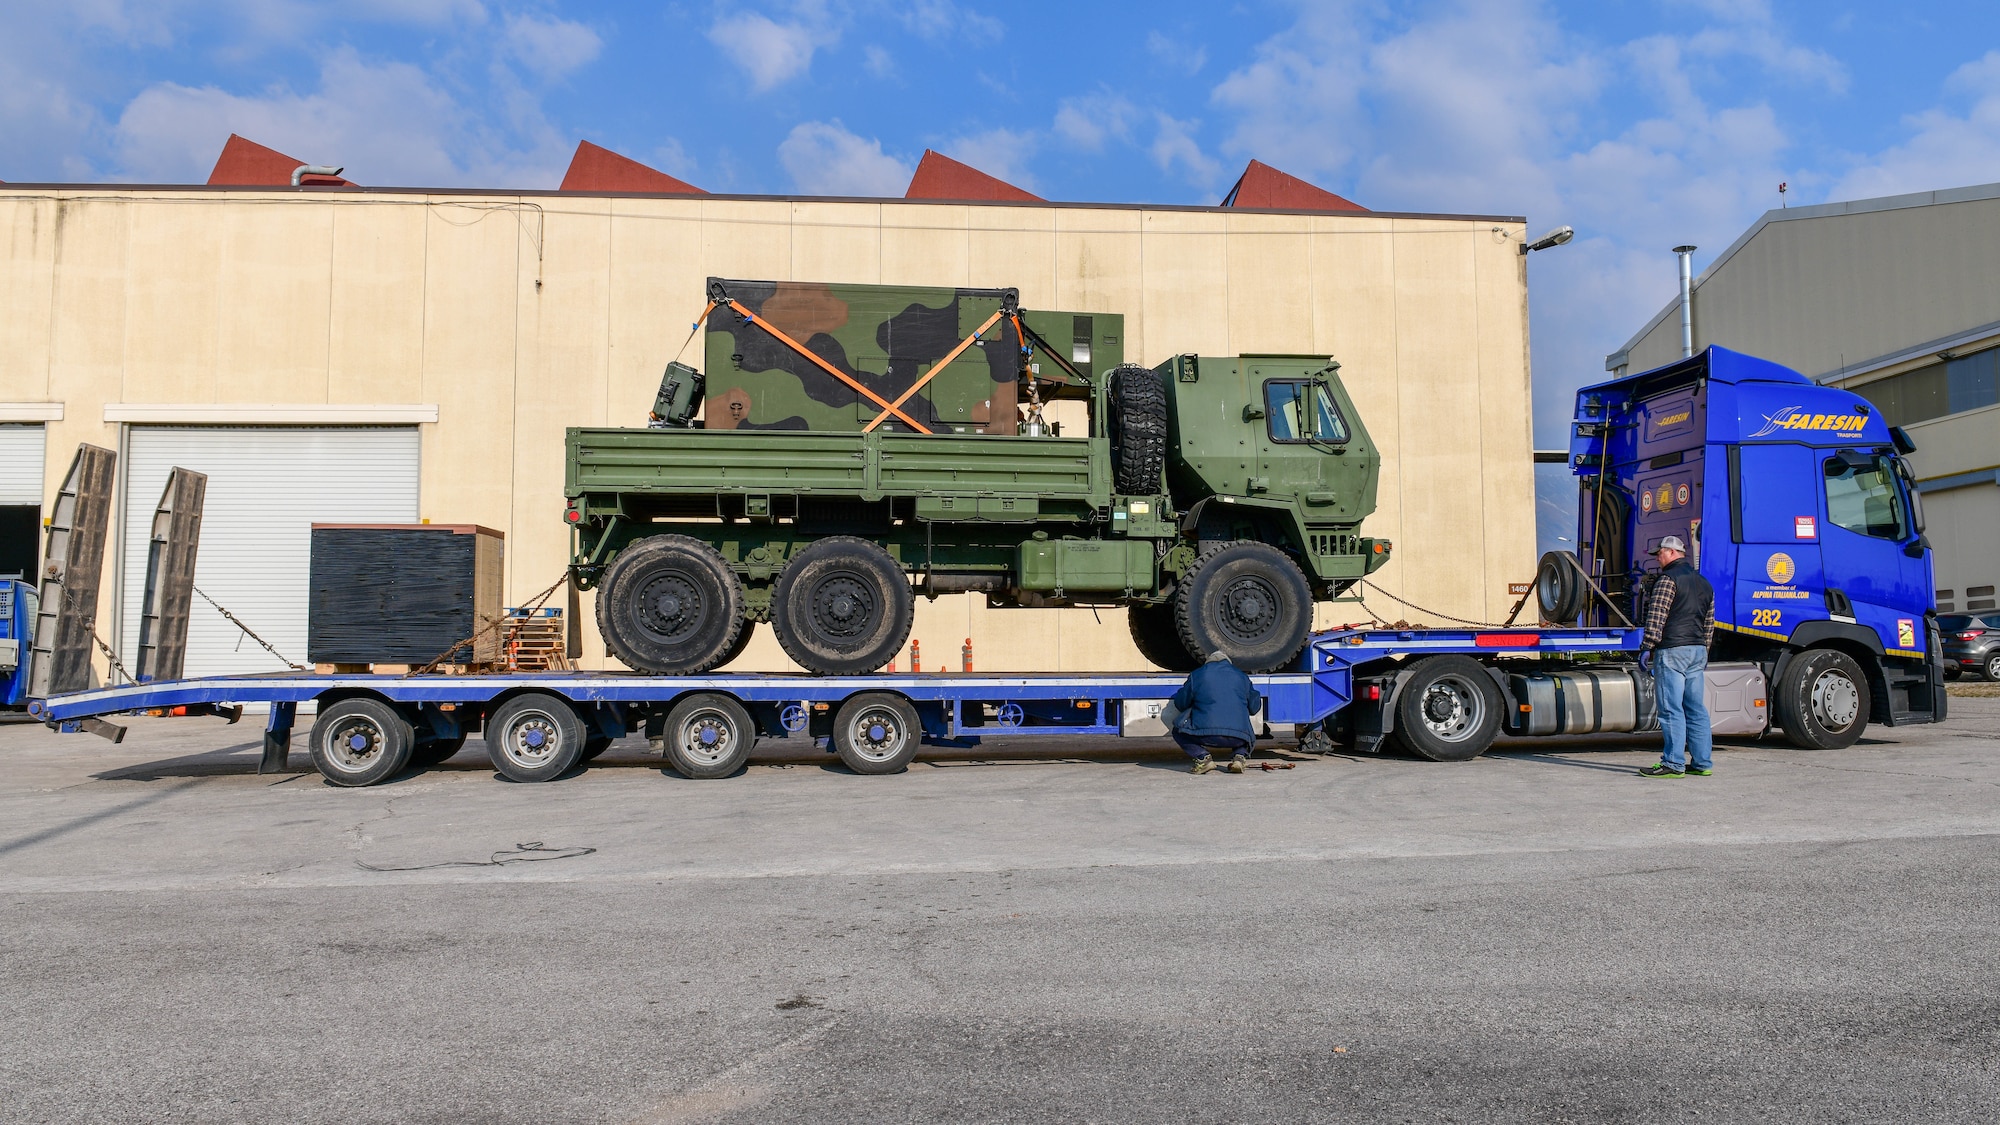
[1266, 381, 1349, 444]
[1824, 452, 1908, 540]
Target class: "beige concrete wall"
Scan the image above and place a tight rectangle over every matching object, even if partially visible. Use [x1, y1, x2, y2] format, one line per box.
[0, 187, 1535, 674]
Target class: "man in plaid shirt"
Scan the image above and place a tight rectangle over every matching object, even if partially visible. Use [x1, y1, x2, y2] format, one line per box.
[1637, 535, 1717, 778]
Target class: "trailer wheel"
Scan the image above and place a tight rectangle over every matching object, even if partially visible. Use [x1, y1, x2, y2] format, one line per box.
[662, 693, 756, 779]
[771, 537, 914, 675]
[1535, 551, 1588, 625]
[1773, 649, 1870, 750]
[1128, 602, 1198, 671]
[1392, 656, 1503, 762]
[410, 734, 466, 768]
[597, 534, 746, 674]
[309, 698, 416, 786]
[832, 693, 921, 775]
[1174, 542, 1313, 673]
[579, 735, 613, 762]
[1107, 364, 1168, 494]
[485, 693, 589, 782]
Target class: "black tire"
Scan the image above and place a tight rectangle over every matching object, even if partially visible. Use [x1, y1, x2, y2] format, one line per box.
[1107, 364, 1168, 495]
[1773, 649, 1870, 750]
[714, 619, 757, 669]
[410, 733, 466, 768]
[1536, 550, 1587, 625]
[1128, 602, 1198, 671]
[771, 537, 914, 675]
[485, 693, 590, 782]
[1174, 542, 1313, 673]
[661, 693, 756, 779]
[596, 535, 746, 674]
[1391, 656, 1504, 762]
[832, 693, 921, 775]
[309, 698, 416, 787]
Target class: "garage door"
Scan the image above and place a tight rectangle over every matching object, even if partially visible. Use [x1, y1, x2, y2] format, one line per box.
[0, 424, 46, 579]
[119, 427, 421, 678]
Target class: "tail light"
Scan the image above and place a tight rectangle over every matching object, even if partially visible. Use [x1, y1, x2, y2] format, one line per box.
[564, 502, 583, 524]
[1957, 631, 1982, 640]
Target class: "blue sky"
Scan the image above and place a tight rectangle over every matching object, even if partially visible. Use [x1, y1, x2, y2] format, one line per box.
[7, 0, 2000, 540]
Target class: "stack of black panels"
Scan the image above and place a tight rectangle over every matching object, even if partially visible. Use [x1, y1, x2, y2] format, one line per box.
[308, 524, 503, 665]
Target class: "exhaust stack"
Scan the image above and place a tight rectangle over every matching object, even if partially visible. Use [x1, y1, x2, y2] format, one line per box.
[1674, 245, 1697, 358]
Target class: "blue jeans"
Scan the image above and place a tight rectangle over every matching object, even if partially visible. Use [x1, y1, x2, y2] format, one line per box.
[1173, 730, 1248, 761]
[1653, 645, 1713, 772]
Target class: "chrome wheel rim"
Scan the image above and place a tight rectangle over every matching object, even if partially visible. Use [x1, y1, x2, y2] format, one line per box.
[324, 716, 386, 774]
[1419, 676, 1485, 743]
[847, 707, 905, 763]
[676, 707, 740, 767]
[502, 709, 566, 769]
[1809, 669, 1861, 731]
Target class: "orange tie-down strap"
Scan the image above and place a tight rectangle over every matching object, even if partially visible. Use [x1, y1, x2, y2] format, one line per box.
[723, 300, 931, 434]
[861, 308, 1009, 433]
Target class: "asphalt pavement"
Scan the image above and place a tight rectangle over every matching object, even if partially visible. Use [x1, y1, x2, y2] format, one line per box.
[2, 699, 1996, 1123]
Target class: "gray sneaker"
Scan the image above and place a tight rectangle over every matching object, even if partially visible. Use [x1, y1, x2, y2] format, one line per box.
[1226, 755, 1247, 774]
[1190, 756, 1216, 775]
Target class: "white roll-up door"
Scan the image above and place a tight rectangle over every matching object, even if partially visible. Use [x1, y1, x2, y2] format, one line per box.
[0, 424, 44, 504]
[120, 427, 421, 678]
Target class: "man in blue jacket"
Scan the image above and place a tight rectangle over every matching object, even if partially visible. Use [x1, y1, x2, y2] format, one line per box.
[1164, 651, 1263, 774]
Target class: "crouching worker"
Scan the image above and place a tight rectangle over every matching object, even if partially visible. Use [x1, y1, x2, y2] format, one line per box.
[1163, 651, 1262, 775]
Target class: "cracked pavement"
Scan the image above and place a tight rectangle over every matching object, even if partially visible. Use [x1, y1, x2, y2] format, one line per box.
[2, 698, 1997, 1122]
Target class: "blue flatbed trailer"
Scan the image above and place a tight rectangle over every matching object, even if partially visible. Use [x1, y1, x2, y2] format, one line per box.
[25, 625, 1644, 785]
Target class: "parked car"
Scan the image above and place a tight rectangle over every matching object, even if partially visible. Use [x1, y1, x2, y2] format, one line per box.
[1940, 614, 2000, 681]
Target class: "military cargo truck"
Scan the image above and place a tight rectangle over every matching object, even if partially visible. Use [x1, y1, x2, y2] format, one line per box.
[566, 279, 1391, 676]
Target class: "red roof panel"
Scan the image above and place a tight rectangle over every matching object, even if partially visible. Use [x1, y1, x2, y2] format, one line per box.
[1221, 160, 1365, 212]
[904, 150, 1040, 203]
[206, 134, 354, 187]
[558, 140, 704, 194]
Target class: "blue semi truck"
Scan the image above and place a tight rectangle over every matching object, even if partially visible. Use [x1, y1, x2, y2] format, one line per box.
[6, 346, 1944, 782]
[1537, 345, 1945, 749]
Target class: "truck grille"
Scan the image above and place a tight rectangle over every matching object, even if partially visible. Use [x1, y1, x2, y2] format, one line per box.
[1309, 532, 1359, 557]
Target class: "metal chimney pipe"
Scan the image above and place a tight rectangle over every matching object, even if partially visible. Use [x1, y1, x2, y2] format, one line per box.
[1673, 245, 1697, 358]
[291, 164, 344, 187]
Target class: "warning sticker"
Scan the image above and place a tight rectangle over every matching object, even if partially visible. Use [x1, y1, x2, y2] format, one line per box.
[1897, 619, 1917, 648]
[1641, 489, 1655, 512]
[1676, 483, 1691, 507]
[1795, 515, 1817, 539]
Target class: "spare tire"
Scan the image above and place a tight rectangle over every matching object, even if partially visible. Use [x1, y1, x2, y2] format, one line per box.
[1107, 364, 1168, 495]
[1536, 550, 1587, 625]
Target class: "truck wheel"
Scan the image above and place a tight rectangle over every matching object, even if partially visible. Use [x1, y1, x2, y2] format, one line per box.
[485, 693, 589, 782]
[1107, 364, 1168, 494]
[662, 693, 756, 779]
[714, 619, 757, 669]
[832, 693, 921, 774]
[1774, 649, 1870, 750]
[309, 698, 416, 786]
[771, 537, 914, 675]
[1391, 656, 1503, 762]
[1174, 542, 1313, 673]
[597, 535, 746, 674]
[1535, 550, 1587, 625]
[579, 735, 613, 762]
[1128, 602, 1198, 671]
[410, 733, 466, 768]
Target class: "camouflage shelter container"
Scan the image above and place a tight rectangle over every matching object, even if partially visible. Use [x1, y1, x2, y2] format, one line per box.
[701, 278, 1122, 434]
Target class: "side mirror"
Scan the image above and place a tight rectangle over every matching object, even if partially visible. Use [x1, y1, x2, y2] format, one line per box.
[1903, 533, 1930, 559]
[1242, 404, 1266, 421]
[1889, 425, 1917, 455]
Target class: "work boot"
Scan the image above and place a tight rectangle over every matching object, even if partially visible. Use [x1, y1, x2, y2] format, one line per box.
[1190, 755, 1216, 775]
[1226, 755, 1248, 774]
[1637, 763, 1685, 778]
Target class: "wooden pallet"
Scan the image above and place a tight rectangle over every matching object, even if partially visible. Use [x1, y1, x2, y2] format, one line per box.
[502, 610, 571, 672]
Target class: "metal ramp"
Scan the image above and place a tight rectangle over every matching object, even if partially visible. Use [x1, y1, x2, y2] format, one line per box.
[27, 444, 116, 699]
[135, 468, 208, 683]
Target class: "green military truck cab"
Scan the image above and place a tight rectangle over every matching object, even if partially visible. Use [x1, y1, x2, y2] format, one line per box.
[565, 280, 1389, 677]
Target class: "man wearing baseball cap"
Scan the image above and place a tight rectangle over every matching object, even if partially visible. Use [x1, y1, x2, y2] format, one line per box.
[1638, 535, 1716, 778]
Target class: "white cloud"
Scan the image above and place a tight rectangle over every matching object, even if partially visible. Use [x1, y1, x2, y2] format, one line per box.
[1832, 51, 2000, 201]
[1145, 30, 1206, 75]
[864, 44, 895, 78]
[1053, 92, 1137, 151]
[1150, 112, 1223, 189]
[777, 120, 911, 196]
[109, 47, 569, 187]
[943, 128, 1039, 191]
[503, 14, 602, 81]
[898, 0, 1001, 40]
[708, 11, 835, 92]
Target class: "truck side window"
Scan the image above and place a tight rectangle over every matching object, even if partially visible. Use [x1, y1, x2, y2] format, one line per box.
[1265, 381, 1350, 444]
[1823, 452, 1908, 540]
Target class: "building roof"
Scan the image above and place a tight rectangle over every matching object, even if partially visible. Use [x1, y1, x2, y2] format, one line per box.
[207, 134, 354, 187]
[904, 150, 1041, 202]
[558, 140, 704, 194]
[1221, 160, 1367, 213]
[1607, 180, 2000, 378]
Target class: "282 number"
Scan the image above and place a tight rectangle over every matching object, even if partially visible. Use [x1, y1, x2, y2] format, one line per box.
[1751, 609, 1783, 628]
